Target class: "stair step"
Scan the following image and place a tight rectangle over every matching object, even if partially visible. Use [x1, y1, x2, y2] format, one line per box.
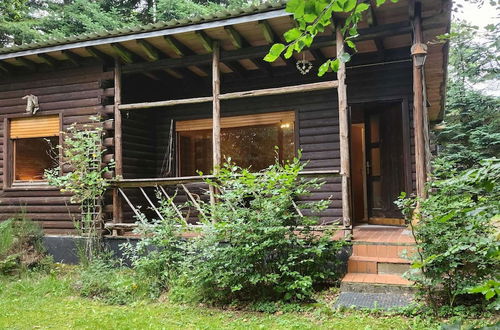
[342, 273, 412, 286]
[347, 256, 411, 275]
[341, 274, 414, 294]
[353, 244, 417, 259]
[349, 256, 410, 264]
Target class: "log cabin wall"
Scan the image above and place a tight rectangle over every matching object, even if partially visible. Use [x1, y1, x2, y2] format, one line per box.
[0, 63, 113, 235]
[118, 60, 414, 226]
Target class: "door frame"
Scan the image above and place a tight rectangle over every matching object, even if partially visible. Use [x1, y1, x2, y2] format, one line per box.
[348, 98, 413, 224]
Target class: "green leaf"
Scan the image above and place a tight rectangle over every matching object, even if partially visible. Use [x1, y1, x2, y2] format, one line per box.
[343, 0, 357, 11]
[330, 58, 340, 72]
[283, 28, 301, 43]
[376, 0, 387, 6]
[284, 45, 294, 59]
[318, 60, 331, 77]
[355, 3, 370, 13]
[346, 40, 357, 51]
[264, 43, 285, 62]
[340, 52, 351, 63]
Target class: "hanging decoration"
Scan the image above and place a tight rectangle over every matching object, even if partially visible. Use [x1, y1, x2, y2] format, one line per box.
[296, 53, 313, 75]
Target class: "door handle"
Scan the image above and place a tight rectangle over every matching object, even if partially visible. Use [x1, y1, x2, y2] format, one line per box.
[366, 161, 371, 176]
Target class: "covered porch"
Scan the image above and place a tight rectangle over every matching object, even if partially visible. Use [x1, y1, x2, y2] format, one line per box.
[97, 0, 450, 237]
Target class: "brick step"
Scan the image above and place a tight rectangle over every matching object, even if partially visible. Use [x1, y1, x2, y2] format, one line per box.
[341, 273, 414, 294]
[348, 256, 411, 275]
[353, 244, 417, 259]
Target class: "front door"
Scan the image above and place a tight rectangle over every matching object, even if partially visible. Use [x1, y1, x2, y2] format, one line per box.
[365, 103, 406, 225]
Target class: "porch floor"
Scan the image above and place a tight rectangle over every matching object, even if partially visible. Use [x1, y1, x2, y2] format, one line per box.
[350, 225, 415, 244]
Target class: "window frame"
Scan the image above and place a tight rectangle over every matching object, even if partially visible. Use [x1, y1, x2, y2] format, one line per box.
[175, 111, 298, 176]
[3, 113, 63, 190]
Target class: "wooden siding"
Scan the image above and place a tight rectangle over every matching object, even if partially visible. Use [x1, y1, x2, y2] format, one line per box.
[0, 64, 113, 235]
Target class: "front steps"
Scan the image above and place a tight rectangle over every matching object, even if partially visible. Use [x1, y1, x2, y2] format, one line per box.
[335, 226, 417, 309]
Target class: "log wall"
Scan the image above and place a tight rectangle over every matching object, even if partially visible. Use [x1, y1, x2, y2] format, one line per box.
[0, 63, 113, 235]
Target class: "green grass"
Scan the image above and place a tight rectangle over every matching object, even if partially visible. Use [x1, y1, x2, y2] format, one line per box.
[0, 269, 495, 330]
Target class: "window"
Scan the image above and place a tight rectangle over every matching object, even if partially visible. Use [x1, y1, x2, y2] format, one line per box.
[176, 111, 295, 176]
[9, 115, 60, 183]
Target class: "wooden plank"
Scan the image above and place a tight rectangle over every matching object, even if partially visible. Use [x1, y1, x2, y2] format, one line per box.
[136, 39, 160, 62]
[336, 26, 352, 236]
[119, 96, 213, 110]
[111, 43, 135, 64]
[196, 31, 214, 53]
[37, 54, 57, 68]
[113, 60, 123, 231]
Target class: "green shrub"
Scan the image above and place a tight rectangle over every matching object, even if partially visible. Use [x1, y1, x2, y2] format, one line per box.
[121, 191, 188, 298]
[172, 157, 348, 304]
[0, 216, 46, 275]
[76, 257, 149, 305]
[397, 158, 500, 311]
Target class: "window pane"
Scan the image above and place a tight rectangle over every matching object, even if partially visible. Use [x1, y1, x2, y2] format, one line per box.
[14, 137, 58, 181]
[178, 123, 295, 176]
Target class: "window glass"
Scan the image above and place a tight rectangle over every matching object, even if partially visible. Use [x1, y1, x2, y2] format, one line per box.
[14, 137, 59, 181]
[178, 122, 295, 176]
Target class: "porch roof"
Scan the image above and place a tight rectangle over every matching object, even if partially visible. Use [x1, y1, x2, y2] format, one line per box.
[0, 0, 450, 121]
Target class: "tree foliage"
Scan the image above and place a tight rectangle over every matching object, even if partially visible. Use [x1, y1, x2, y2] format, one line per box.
[435, 22, 500, 170]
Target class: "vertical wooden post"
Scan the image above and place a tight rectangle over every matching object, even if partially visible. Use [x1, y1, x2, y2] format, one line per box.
[411, 2, 427, 200]
[336, 26, 352, 237]
[212, 41, 221, 171]
[112, 59, 123, 233]
[211, 41, 221, 208]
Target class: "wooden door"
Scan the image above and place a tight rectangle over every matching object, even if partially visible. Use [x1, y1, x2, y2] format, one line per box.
[365, 104, 406, 225]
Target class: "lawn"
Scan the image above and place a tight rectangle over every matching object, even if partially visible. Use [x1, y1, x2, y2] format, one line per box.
[0, 269, 494, 330]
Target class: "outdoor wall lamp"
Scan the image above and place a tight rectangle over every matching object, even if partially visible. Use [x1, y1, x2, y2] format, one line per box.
[411, 43, 428, 67]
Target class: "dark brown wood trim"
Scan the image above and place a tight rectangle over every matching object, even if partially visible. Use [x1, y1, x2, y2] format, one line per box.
[401, 98, 413, 194]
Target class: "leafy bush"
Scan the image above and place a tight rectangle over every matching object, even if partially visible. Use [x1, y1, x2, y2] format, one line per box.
[172, 157, 348, 304]
[121, 191, 188, 298]
[0, 216, 46, 275]
[76, 257, 149, 305]
[397, 158, 500, 311]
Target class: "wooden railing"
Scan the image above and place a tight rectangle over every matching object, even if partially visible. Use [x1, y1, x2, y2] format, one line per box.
[105, 170, 341, 236]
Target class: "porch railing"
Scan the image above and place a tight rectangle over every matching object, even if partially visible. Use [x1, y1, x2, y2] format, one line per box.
[105, 170, 342, 236]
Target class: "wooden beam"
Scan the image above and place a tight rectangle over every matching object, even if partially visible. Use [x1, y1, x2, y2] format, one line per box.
[86, 46, 113, 63]
[219, 81, 338, 100]
[212, 41, 221, 172]
[37, 53, 57, 67]
[258, 20, 295, 67]
[163, 36, 193, 56]
[258, 20, 275, 44]
[224, 26, 243, 49]
[119, 81, 338, 110]
[224, 25, 272, 75]
[336, 26, 352, 237]
[16, 57, 37, 71]
[367, 0, 385, 59]
[113, 59, 123, 232]
[62, 50, 83, 66]
[136, 39, 160, 61]
[111, 43, 135, 64]
[119, 96, 213, 110]
[196, 31, 214, 53]
[123, 21, 442, 74]
[411, 1, 427, 199]
[114, 60, 123, 177]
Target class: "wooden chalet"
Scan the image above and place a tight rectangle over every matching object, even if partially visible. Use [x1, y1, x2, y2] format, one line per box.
[0, 0, 450, 251]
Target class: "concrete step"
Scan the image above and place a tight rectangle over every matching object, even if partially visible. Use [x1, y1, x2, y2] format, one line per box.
[341, 273, 414, 294]
[347, 256, 411, 275]
[334, 292, 414, 310]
